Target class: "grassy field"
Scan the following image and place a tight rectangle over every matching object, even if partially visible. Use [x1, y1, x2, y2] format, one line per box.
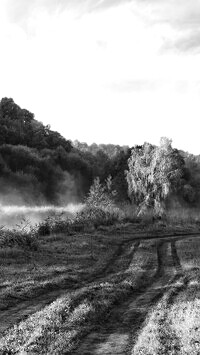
[131, 237, 200, 355]
[0, 220, 200, 354]
[0, 230, 123, 312]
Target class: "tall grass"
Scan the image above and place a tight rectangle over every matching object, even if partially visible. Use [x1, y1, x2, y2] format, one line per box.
[166, 207, 200, 226]
[0, 224, 38, 250]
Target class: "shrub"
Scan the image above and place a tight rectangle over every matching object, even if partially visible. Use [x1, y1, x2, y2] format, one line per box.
[75, 206, 119, 228]
[37, 214, 73, 236]
[0, 229, 38, 250]
[37, 222, 51, 236]
[86, 176, 116, 209]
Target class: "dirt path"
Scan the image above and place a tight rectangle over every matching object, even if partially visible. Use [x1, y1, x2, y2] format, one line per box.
[74, 240, 184, 355]
[0, 232, 198, 340]
[0, 240, 140, 336]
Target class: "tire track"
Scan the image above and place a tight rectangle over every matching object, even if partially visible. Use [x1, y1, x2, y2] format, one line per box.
[155, 242, 185, 355]
[0, 232, 198, 341]
[88, 240, 140, 281]
[171, 241, 182, 273]
[156, 277, 190, 355]
[127, 241, 182, 355]
[0, 240, 140, 336]
[73, 241, 167, 355]
[131, 241, 188, 355]
[74, 238, 190, 355]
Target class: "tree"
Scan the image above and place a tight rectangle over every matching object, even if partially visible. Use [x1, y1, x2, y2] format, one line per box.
[86, 176, 116, 208]
[126, 138, 184, 216]
[107, 149, 131, 201]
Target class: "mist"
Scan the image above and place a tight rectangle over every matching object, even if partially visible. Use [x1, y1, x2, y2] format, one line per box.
[0, 171, 85, 229]
[0, 203, 84, 229]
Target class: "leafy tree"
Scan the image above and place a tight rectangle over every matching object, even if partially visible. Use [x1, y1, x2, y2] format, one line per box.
[126, 138, 184, 216]
[86, 176, 116, 209]
[107, 149, 131, 201]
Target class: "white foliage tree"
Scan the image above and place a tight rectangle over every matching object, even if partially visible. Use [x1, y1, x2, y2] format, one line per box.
[126, 138, 184, 216]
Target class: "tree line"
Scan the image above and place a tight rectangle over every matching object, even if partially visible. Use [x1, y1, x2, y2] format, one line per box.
[0, 98, 130, 204]
[0, 97, 199, 208]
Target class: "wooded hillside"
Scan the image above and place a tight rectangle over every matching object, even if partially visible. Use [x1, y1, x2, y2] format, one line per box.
[0, 97, 199, 207]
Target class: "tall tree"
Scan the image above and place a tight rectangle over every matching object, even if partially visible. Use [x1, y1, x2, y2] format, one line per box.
[126, 138, 184, 216]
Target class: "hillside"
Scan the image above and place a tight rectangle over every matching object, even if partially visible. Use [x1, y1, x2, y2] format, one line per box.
[0, 98, 130, 205]
[1, 97, 200, 209]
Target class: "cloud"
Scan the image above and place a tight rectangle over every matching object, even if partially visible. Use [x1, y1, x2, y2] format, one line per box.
[133, 0, 200, 53]
[135, 0, 200, 28]
[5, 0, 133, 24]
[108, 80, 159, 93]
[163, 31, 200, 53]
[4, 0, 200, 54]
[4, 0, 200, 29]
[108, 79, 190, 94]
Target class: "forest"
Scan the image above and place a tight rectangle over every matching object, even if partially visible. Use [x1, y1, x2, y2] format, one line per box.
[0, 97, 199, 210]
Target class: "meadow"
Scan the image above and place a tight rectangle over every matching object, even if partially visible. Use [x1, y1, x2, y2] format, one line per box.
[0, 206, 200, 354]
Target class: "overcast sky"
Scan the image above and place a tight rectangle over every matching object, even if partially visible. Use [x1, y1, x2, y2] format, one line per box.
[0, 0, 200, 153]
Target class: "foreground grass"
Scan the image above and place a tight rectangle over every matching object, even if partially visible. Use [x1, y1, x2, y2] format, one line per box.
[165, 207, 200, 229]
[0, 207, 200, 354]
[131, 275, 200, 355]
[0, 241, 157, 354]
[0, 231, 122, 311]
[176, 237, 200, 271]
[0, 218, 178, 312]
[131, 237, 200, 355]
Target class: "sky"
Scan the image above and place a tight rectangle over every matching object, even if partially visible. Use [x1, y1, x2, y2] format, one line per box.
[0, 0, 200, 154]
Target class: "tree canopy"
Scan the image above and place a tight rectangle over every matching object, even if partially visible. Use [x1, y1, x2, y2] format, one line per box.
[0, 98, 130, 204]
[126, 138, 185, 216]
[0, 97, 199, 208]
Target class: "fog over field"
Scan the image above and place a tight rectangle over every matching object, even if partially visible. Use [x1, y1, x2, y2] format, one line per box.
[0, 202, 83, 229]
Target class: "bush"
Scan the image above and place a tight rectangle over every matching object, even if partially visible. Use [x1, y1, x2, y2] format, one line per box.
[75, 205, 119, 228]
[37, 222, 51, 236]
[37, 214, 73, 236]
[35, 176, 123, 237]
[0, 229, 38, 250]
[86, 176, 116, 209]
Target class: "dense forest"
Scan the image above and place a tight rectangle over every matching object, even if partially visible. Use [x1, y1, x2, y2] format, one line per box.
[0, 97, 199, 207]
[0, 98, 131, 205]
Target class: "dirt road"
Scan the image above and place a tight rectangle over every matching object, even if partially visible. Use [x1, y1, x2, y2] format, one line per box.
[74, 239, 190, 355]
[0, 229, 199, 353]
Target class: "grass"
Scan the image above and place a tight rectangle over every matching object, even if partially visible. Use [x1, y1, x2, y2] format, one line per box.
[176, 237, 200, 271]
[36, 204, 125, 236]
[1, 204, 200, 353]
[131, 236, 200, 355]
[121, 203, 200, 229]
[30, 202, 200, 240]
[0, 227, 38, 250]
[0, 240, 157, 354]
[167, 298, 200, 354]
[166, 206, 200, 227]
[0, 231, 122, 312]
[0, 205, 198, 313]
[131, 277, 200, 355]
